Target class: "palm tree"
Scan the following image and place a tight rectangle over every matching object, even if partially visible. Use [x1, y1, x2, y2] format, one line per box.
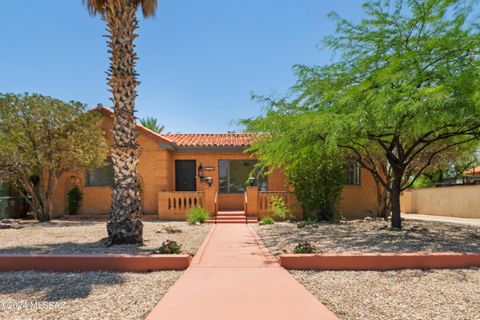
[84, 0, 157, 245]
[140, 117, 165, 134]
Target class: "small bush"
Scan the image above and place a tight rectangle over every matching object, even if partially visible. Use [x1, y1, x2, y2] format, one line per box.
[259, 217, 275, 225]
[186, 206, 210, 225]
[67, 186, 82, 215]
[297, 219, 316, 228]
[153, 240, 182, 254]
[293, 241, 316, 254]
[163, 226, 182, 234]
[271, 196, 294, 221]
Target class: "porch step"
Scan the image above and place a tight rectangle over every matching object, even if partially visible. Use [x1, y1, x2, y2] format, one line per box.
[207, 211, 258, 224]
[206, 219, 258, 224]
[214, 215, 247, 220]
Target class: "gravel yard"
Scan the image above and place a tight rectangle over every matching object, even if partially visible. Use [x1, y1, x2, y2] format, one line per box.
[0, 220, 211, 256]
[253, 220, 480, 255]
[291, 268, 480, 320]
[0, 270, 181, 320]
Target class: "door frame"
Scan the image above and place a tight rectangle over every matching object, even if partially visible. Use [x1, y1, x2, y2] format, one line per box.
[175, 160, 197, 192]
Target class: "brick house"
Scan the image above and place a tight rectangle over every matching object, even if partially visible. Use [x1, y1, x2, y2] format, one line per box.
[50, 105, 378, 220]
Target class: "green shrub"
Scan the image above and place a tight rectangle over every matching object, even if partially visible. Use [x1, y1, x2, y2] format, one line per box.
[412, 175, 434, 189]
[297, 219, 316, 228]
[67, 186, 82, 215]
[259, 217, 275, 225]
[186, 206, 210, 225]
[271, 195, 294, 221]
[287, 146, 345, 222]
[293, 241, 316, 254]
[153, 240, 182, 254]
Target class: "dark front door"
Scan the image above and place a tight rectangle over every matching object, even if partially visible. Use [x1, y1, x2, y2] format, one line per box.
[175, 160, 197, 191]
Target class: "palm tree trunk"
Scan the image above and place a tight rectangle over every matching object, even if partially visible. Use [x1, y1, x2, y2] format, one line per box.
[104, 0, 143, 245]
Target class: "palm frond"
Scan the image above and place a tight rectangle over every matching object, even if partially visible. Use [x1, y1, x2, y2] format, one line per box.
[140, 117, 164, 134]
[83, 0, 157, 17]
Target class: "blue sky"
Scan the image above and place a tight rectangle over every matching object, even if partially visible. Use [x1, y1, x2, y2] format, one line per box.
[0, 0, 364, 132]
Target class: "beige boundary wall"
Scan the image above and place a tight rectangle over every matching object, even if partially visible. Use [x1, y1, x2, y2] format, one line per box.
[400, 185, 480, 219]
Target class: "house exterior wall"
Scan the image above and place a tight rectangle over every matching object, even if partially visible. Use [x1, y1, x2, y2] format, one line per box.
[51, 113, 379, 219]
[339, 168, 378, 218]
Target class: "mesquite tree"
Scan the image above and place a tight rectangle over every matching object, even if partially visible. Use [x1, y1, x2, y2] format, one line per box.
[84, 0, 157, 244]
[243, 0, 480, 229]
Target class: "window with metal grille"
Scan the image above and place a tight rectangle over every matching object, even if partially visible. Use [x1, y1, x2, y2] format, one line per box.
[86, 160, 114, 187]
[346, 164, 361, 185]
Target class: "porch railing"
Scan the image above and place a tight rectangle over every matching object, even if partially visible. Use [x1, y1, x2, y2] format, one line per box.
[214, 191, 218, 224]
[258, 191, 299, 216]
[244, 192, 248, 224]
[158, 191, 205, 216]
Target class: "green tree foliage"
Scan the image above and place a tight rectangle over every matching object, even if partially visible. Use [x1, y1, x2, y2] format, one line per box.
[140, 116, 164, 134]
[241, 109, 346, 221]
[243, 0, 480, 229]
[0, 93, 108, 221]
[286, 147, 345, 222]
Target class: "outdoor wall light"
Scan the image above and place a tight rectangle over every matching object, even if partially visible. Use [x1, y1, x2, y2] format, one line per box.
[249, 176, 256, 187]
[198, 164, 205, 180]
[204, 176, 213, 187]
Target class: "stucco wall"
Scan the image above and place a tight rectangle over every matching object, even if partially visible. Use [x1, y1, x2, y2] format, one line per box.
[401, 185, 480, 218]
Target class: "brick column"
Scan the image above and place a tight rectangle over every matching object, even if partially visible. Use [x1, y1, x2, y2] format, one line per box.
[246, 186, 258, 217]
[204, 187, 216, 214]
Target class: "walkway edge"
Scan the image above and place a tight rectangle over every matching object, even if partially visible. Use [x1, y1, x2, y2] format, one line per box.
[191, 224, 216, 265]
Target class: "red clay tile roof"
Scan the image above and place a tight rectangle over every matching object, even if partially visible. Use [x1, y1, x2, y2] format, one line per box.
[161, 133, 257, 147]
[93, 104, 258, 148]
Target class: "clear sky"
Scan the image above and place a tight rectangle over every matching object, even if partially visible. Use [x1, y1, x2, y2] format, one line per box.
[0, 0, 364, 133]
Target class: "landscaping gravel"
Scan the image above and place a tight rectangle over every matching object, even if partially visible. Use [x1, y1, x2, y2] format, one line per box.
[0, 220, 211, 256]
[0, 270, 181, 320]
[253, 220, 480, 255]
[291, 268, 480, 320]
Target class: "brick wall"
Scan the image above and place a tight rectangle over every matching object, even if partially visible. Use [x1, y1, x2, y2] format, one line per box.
[339, 168, 378, 218]
[52, 113, 379, 219]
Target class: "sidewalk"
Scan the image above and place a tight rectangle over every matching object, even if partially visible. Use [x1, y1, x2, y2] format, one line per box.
[402, 213, 480, 227]
[146, 224, 338, 320]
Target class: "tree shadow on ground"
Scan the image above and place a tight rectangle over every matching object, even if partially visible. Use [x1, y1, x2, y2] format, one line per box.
[0, 241, 153, 255]
[256, 220, 480, 255]
[0, 270, 125, 301]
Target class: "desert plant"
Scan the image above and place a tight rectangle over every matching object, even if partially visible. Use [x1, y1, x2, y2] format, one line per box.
[153, 240, 182, 254]
[162, 225, 182, 234]
[67, 186, 83, 215]
[259, 216, 275, 225]
[297, 219, 315, 229]
[293, 241, 316, 254]
[186, 206, 210, 225]
[271, 196, 294, 221]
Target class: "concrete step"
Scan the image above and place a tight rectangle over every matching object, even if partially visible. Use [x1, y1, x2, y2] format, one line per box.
[206, 219, 258, 224]
[216, 211, 246, 216]
[214, 215, 248, 220]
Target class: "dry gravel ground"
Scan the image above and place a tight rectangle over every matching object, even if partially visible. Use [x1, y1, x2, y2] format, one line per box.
[253, 220, 480, 255]
[0, 270, 181, 320]
[292, 268, 480, 320]
[0, 220, 211, 256]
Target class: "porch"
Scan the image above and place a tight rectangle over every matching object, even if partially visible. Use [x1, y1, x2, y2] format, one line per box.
[157, 188, 301, 222]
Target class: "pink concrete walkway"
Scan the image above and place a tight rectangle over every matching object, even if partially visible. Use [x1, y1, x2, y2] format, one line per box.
[146, 224, 338, 320]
